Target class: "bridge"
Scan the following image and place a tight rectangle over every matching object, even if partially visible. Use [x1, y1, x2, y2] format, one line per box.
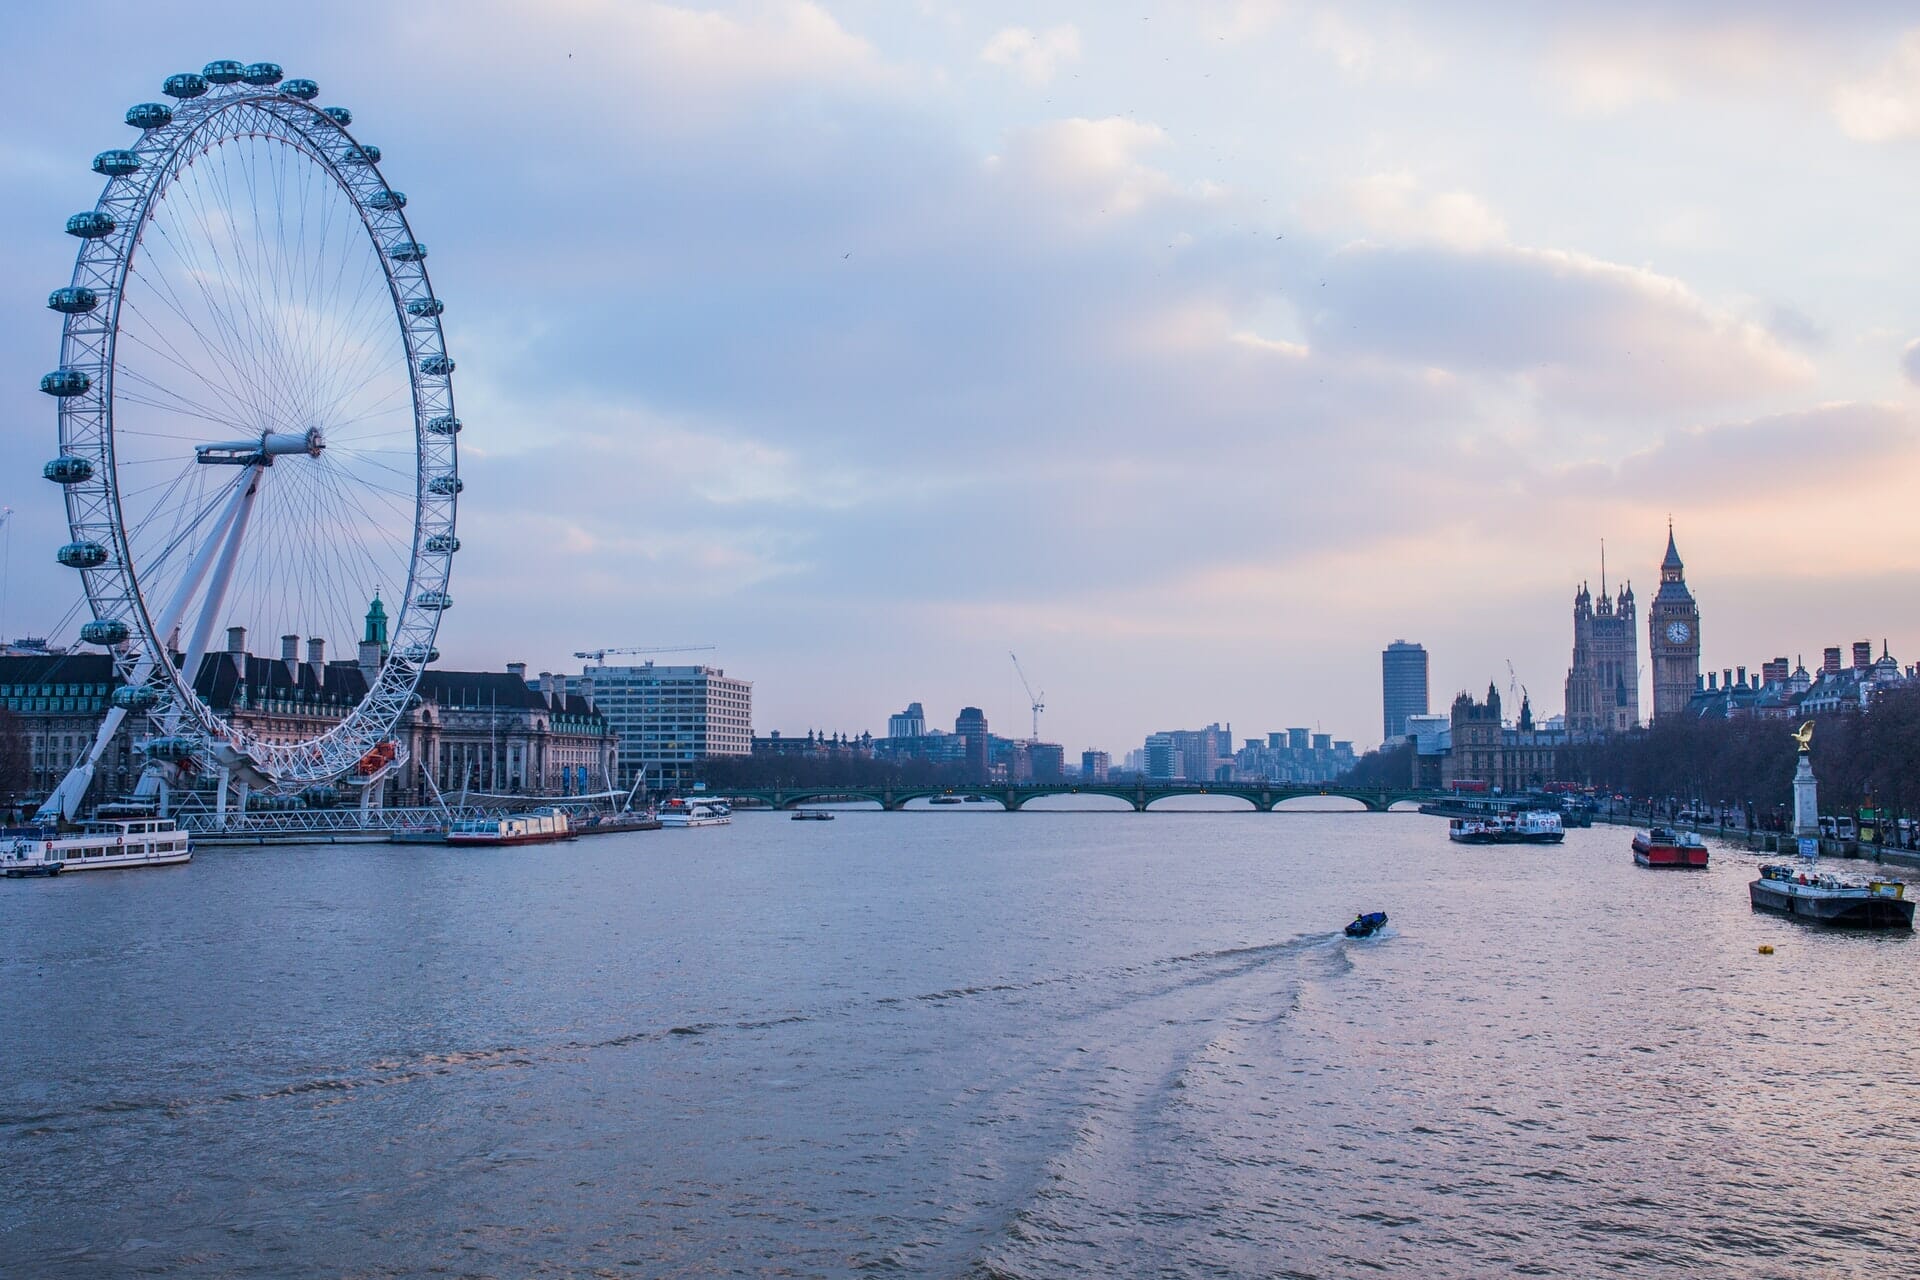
[716, 783, 1436, 813]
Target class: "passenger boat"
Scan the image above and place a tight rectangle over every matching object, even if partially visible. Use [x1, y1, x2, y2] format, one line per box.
[1632, 827, 1709, 868]
[1447, 811, 1564, 844]
[928, 796, 963, 806]
[1345, 911, 1388, 938]
[446, 808, 573, 847]
[659, 798, 731, 828]
[2, 818, 191, 876]
[791, 810, 835, 821]
[1750, 863, 1913, 929]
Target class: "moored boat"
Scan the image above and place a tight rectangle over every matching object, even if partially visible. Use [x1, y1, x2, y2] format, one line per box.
[1750, 863, 1913, 929]
[791, 810, 835, 821]
[1632, 827, 1709, 868]
[2, 818, 190, 876]
[447, 807, 573, 847]
[1447, 810, 1564, 845]
[659, 798, 731, 828]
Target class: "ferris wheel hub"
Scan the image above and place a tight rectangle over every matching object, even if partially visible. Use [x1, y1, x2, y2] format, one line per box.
[194, 427, 324, 465]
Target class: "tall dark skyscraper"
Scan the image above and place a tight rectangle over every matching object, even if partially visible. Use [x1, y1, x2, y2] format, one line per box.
[1381, 640, 1429, 744]
[955, 706, 989, 780]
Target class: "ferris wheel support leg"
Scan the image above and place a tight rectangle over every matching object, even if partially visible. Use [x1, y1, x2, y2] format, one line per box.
[36, 472, 258, 824]
[179, 469, 262, 705]
[131, 471, 263, 802]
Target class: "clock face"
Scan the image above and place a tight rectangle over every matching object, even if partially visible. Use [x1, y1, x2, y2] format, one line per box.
[1665, 621, 1692, 645]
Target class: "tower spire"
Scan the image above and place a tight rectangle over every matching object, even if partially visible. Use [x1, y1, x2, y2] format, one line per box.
[1600, 538, 1607, 598]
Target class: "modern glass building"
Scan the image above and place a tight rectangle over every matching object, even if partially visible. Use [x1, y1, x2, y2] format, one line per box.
[1382, 640, 1430, 745]
[567, 662, 752, 792]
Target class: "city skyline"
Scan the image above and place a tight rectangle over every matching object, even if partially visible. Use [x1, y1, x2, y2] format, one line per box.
[6, 4, 1920, 754]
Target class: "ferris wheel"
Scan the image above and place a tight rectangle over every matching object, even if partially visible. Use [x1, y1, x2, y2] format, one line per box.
[37, 60, 459, 821]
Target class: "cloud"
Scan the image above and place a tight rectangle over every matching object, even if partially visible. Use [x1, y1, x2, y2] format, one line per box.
[1834, 30, 1920, 140]
[988, 116, 1180, 222]
[1296, 175, 1813, 414]
[980, 25, 1081, 85]
[1308, 172, 1508, 251]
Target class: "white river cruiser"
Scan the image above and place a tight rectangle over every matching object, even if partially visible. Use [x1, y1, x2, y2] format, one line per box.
[1447, 810, 1565, 845]
[2, 817, 192, 877]
[659, 798, 731, 828]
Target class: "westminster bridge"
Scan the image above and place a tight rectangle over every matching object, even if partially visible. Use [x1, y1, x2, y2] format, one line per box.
[718, 782, 1436, 813]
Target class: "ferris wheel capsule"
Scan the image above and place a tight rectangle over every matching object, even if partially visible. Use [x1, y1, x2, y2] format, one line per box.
[43, 456, 94, 484]
[41, 368, 91, 397]
[48, 287, 99, 314]
[125, 102, 173, 129]
[92, 150, 142, 177]
[80, 620, 131, 646]
[202, 60, 245, 84]
[163, 72, 208, 99]
[112, 686, 161, 712]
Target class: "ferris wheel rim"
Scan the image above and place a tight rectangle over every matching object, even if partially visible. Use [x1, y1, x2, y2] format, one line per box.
[47, 67, 460, 791]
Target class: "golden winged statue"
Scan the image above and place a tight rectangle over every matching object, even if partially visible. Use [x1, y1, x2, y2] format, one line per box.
[1790, 720, 1814, 754]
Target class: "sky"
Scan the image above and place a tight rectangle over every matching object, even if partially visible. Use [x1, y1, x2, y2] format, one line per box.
[4, 1, 1920, 758]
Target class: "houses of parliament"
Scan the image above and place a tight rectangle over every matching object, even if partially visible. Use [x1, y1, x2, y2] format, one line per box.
[1564, 526, 1700, 733]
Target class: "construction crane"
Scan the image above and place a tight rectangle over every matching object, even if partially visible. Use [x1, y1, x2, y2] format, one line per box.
[1010, 651, 1045, 742]
[573, 643, 716, 664]
[1506, 658, 1529, 722]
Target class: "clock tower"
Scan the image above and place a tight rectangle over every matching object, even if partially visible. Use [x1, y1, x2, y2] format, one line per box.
[1649, 523, 1701, 722]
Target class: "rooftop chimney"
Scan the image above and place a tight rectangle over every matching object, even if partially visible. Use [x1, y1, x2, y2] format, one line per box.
[506, 662, 527, 680]
[1824, 647, 1842, 675]
[1853, 641, 1872, 670]
[281, 634, 299, 662]
[1709, 672, 1718, 691]
[1737, 665, 1746, 688]
[308, 637, 325, 666]
[226, 626, 246, 655]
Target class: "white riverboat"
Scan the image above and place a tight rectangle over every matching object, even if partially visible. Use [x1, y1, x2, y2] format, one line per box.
[2, 818, 192, 877]
[659, 798, 731, 828]
[446, 807, 573, 847]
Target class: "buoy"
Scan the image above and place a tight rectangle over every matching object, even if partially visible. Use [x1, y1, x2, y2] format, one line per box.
[1757, 945, 1774, 955]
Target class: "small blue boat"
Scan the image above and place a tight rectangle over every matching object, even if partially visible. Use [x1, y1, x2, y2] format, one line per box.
[1344, 911, 1388, 938]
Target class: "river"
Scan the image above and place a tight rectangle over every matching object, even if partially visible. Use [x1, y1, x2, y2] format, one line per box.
[3, 808, 1915, 1277]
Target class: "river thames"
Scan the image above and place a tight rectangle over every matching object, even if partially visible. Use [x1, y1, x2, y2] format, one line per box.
[3, 809, 1915, 1277]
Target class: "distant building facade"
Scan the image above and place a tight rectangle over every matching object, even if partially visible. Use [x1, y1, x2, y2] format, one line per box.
[887, 702, 926, 739]
[570, 661, 752, 792]
[1080, 749, 1110, 781]
[1381, 640, 1429, 744]
[955, 706, 990, 780]
[1233, 730, 1356, 784]
[1436, 684, 1566, 793]
[1565, 565, 1639, 736]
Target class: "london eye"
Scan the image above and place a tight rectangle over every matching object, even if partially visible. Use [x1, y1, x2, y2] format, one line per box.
[37, 60, 459, 820]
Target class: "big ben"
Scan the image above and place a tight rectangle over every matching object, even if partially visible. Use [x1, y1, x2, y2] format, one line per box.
[1649, 523, 1701, 722]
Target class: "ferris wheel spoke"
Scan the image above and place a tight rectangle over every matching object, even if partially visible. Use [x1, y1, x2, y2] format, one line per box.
[128, 232, 275, 426]
[113, 311, 261, 428]
[135, 218, 281, 428]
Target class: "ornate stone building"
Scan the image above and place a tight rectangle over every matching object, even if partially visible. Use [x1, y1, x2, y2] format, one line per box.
[1565, 564, 1639, 736]
[1647, 524, 1702, 723]
[0, 601, 615, 814]
[1439, 684, 1565, 792]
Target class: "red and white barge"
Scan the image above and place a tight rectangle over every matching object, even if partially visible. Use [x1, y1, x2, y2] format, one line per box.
[1632, 826, 1709, 868]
